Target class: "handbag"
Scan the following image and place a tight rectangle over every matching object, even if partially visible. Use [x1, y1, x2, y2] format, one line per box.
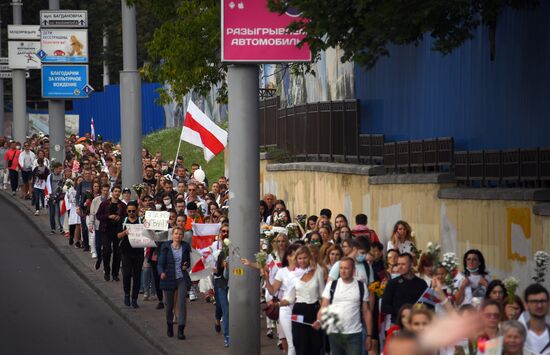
[263, 297, 280, 320]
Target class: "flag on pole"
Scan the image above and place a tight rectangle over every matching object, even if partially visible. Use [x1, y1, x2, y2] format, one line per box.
[189, 223, 221, 281]
[416, 287, 442, 307]
[180, 100, 227, 162]
[90, 117, 96, 141]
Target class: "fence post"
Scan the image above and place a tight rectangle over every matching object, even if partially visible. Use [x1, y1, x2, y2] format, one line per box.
[329, 101, 334, 162]
[317, 102, 321, 161]
[304, 104, 309, 159]
[342, 101, 347, 161]
[292, 105, 296, 157]
[356, 101, 361, 163]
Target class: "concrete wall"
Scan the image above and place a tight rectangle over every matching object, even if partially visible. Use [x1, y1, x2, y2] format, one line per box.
[260, 160, 550, 291]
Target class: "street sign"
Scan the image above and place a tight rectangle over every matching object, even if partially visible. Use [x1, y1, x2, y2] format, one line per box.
[221, 0, 311, 63]
[40, 10, 88, 28]
[8, 41, 42, 69]
[41, 64, 90, 99]
[0, 57, 8, 64]
[7, 25, 41, 40]
[40, 28, 88, 63]
[0, 72, 30, 79]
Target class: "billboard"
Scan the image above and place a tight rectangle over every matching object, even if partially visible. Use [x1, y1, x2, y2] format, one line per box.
[221, 0, 311, 63]
[39, 28, 88, 63]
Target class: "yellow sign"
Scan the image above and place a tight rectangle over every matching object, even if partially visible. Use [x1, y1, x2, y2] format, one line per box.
[233, 268, 244, 276]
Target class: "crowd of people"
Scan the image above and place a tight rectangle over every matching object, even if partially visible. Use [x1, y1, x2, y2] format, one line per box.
[1, 132, 549, 355]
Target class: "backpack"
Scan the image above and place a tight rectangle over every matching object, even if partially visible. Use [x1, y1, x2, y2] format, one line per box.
[329, 278, 365, 307]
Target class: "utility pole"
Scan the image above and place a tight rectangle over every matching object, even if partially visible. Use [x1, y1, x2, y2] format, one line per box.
[48, 0, 65, 164]
[227, 65, 260, 355]
[0, 7, 5, 136]
[120, 0, 142, 192]
[11, 0, 26, 142]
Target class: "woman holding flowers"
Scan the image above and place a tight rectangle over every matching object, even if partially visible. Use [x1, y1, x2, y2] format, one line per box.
[282, 246, 325, 355]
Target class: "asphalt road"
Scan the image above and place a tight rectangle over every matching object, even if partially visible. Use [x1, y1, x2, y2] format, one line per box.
[0, 199, 161, 355]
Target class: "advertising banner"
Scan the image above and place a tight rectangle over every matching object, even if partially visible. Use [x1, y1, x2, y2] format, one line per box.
[40, 28, 88, 63]
[221, 0, 311, 62]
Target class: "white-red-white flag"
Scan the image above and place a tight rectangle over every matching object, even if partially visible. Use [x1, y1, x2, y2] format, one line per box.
[90, 117, 96, 141]
[189, 223, 221, 281]
[416, 287, 442, 307]
[181, 100, 227, 162]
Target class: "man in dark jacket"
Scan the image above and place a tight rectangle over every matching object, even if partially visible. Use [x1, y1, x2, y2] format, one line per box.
[117, 200, 144, 308]
[76, 168, 93, 251]
[381, 253, 428, 324]
[96, 185, 127, 281]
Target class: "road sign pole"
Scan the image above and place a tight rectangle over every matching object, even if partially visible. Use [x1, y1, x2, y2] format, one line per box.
[47, 0, 65, 164]
[120, 0, 142, 194]
[227, 64, 260, 355]
[0, 7, 4, 136]
[12, 0, 27, 142]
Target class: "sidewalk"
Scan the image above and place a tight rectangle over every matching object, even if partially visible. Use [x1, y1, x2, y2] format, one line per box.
[0, 190, 280, 355]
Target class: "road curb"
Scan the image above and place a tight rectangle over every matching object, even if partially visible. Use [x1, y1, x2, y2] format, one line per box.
[0, 191, 171, 355]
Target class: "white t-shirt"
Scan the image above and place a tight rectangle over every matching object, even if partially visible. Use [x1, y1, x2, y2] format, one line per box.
[525, 328, 550, 354]
[329, 260, 374, 286]
[321, 279, 368, 334]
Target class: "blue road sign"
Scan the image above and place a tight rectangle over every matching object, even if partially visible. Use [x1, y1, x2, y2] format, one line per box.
[82, 84, 94, 95]
[41, 64, 90, 99]
[37, 50, 46, 60]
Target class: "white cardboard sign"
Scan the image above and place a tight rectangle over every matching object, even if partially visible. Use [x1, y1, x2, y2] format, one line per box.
[143, 211, 170, 231]
[126, 224, 157, 248]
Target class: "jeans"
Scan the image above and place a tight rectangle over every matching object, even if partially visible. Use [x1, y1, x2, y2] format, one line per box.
[329, 332, 363, 355]
[279, 305, 296, 355]
[214, 283, 223, 321]
[122, 253, 144, 300]
[80, 216, 89, 248]
[215, 286, 229, 338]
[164, 277, 189, 326]
[95, 230, 103, 259]
[151, 260, 163, 302]
[9, 169, 18, 192]
[49, 201, 63, 231]
[142, 266, 155, 296]
[102, 232, 121, 277]
[33, 188, 45, 210]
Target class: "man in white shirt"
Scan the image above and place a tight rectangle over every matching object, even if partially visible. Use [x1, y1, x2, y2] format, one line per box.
[314, 257, 372, 355]
[522, 283, 550, 355]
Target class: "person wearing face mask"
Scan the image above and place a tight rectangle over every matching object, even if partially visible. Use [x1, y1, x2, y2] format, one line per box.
[161, 193, 174, 211]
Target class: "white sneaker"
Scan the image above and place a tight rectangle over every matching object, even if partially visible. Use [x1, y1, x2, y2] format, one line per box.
[34, 210, 40, 216]
[189, 289, 198, 301]
[91, 251, 97, 259]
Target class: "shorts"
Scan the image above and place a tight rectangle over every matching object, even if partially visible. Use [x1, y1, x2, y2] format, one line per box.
[21, 170, 33, 183]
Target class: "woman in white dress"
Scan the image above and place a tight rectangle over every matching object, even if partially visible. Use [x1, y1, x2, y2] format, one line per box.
[263, 243, 306, 355]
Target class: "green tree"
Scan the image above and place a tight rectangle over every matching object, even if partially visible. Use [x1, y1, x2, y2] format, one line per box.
[140, 0, 227, 104]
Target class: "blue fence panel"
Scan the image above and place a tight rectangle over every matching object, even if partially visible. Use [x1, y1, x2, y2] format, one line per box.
[74, 82, 165, 142]
[355, 3, 550, 150]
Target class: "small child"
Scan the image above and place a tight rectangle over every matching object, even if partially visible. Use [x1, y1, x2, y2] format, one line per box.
[32, 158, 49, 216]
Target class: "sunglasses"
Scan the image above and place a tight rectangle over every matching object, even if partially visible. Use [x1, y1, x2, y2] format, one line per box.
[127, 210, 137, 213]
